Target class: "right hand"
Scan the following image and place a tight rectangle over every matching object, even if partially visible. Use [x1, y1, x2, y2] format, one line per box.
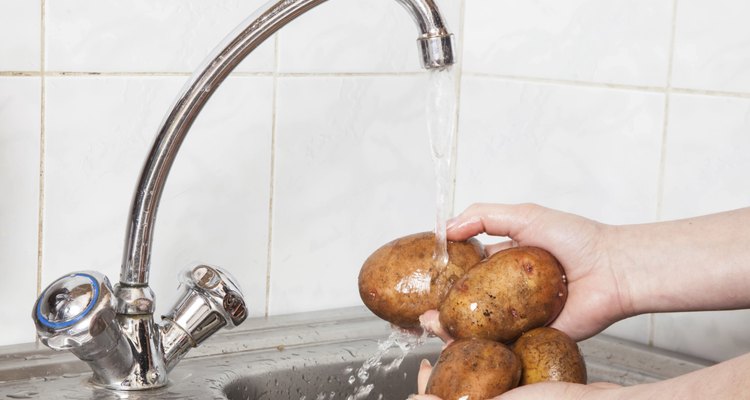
[440, 203, 634, 341]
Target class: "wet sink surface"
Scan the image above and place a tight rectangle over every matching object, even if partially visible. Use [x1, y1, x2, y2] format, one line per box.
[221, 339, 436, 400]
[0, 307, 710, 400]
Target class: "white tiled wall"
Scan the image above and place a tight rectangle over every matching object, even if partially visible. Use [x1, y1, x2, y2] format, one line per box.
[1, 0, 750, 364]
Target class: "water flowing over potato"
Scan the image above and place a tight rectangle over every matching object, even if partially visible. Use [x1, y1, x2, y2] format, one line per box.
[358, 232, 484, 328]
[512, 327, 587, 385]
[426, 339, 521, 400]
[439, 246, 567, 343]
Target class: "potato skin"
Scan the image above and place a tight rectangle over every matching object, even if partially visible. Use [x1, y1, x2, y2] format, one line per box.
[358, 232, 484, 328]
[426, 339, 521, 400]
[512, 327, 587, 385]
[439, 246, 567, 343]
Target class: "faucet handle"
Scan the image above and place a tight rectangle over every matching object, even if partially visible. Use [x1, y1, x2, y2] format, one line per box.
[176, 265, 247, 328]
[161, 265, 247, 369]
[32, 272, 122, 359]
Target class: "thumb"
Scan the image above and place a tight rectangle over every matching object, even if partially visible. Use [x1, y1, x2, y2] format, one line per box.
[495, 382, 621, 400]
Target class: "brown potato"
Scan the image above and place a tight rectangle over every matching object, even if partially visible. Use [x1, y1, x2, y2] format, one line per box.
[439, 246, 567, 343]
[512, 327, 587, 385]
[426, 339, 521, 400]
[358, 232, 484, 328]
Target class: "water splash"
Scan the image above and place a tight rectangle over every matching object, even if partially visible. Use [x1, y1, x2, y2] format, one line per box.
[345, 329, 428, 400]
[306, 329, 427, 400]
[426, 67, 458, 269]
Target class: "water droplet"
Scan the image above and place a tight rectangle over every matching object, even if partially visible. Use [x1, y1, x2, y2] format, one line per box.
[23, 354, 50, 361]
[7, 391, 38, 399]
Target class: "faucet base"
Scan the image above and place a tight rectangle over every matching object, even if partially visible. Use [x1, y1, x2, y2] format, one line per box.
[88, 315, 168, 391]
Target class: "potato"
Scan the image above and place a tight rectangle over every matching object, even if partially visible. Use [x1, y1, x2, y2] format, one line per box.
[358, 232, 484, 328]
[426, 339, 521, 400]
[512, 327, 587, 385]
[439, 246, 567, 343]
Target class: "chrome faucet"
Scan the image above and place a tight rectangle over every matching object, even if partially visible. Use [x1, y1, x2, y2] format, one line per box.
[32, 0, 456, 391]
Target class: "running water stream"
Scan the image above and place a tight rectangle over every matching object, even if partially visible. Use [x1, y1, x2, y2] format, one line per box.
[426, 67, 459, 269]
[305, 68, 458, 400]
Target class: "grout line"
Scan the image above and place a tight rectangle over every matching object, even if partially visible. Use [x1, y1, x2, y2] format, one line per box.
[274, 71, 424, 78]
[3, 68, 750, 100]
[35, 0, 47, 345]
[0, 71, 40, 77]
[3, 70, 427, 78]
[651, 0, 680, 348]
[464, 72, 750, 100]
[45, 71, 196, 77]
[264, 33, 281, 318]
[464, 71, 668, 94]
[36, 0, 46, 298]
[671, 86, 750, 99]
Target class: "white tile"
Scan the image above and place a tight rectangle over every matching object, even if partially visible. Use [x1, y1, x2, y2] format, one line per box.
[46, 0, 274, 73]
[455, 76, 665, 225]
[463, 0, 673, 87]
[269, 75, 437, 314]
[277, 0, 461, 73]
[43, 75, 273, 318]
[0, 0, 40, 70]
[672, 0, 750, 93]
[150, 77, 273, 318]
[653, 310, 750, 362]
[0, 77, 40, 345]
[660, 94, 750, 220]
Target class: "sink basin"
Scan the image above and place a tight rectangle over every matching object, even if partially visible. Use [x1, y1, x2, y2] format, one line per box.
[221, 338, 438, 400]
[0, 307, 710, 399]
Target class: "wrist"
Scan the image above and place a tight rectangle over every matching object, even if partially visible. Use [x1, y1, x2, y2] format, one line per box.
[600, 224, 640, 319]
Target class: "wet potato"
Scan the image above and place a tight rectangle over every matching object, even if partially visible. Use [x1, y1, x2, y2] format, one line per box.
[358, 232, 484, 328]
[439, 246, 567, 343]
[426, 339, 521, 400]
[512, 327, 587, 385]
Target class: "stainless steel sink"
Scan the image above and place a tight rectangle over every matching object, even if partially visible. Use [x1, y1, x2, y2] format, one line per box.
[0, 307, 710, 399]
[220, 339, 437, 400]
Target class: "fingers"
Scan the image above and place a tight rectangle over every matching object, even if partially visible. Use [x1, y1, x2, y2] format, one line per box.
[446, 203, 541, 242]
[409, 395, 442, 400]
[419, 310, 454, 345]
[495, 382, 584, 399]
[484, 240, 520, 256]
[494, 381, 622, 400]
[417, 359, 432, 394]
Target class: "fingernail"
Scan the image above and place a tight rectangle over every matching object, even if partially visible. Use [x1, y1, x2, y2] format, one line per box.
[420, 359, 431, 369]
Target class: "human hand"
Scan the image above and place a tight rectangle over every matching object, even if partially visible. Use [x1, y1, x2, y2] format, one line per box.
[411, 351, 750, 399]
[443, 203, 633, 341]
[410, 357, 623, 400]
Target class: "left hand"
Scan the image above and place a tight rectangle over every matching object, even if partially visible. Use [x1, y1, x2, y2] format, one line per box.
[410, 358, 623, 400]
[413, 312, 625, 400]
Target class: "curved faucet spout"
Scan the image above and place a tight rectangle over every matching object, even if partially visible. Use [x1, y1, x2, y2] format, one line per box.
[119, 0, 457, 296]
